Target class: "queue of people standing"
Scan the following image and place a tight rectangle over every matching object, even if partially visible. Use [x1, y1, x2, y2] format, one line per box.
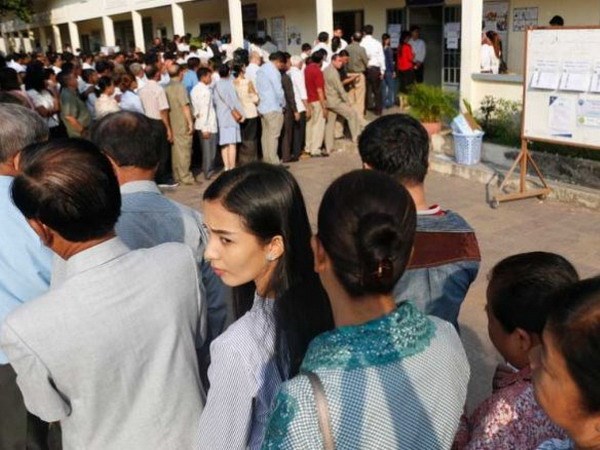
[0, 23, 428, 181]
[1, 25, 599, 450]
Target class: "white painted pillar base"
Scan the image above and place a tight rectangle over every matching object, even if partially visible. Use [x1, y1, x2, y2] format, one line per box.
[0, 36, 7, 55]
[316, 0, 333, 35]
[68, 22, 81, 52]
[132, 10, 145, 52]
[460, 0, 483, 108]
[228, 0, 244, 49]
[52, 25, 63, 52]
[171, 3, 185, 37]
[22, 31, 32, 52]
[102, 15, 116, 47]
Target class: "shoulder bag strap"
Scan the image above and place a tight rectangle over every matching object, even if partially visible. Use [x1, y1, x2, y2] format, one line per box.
[304, 371, 336, 450]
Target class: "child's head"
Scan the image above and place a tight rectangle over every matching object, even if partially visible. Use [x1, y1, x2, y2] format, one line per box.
[486, 252, 579, 369]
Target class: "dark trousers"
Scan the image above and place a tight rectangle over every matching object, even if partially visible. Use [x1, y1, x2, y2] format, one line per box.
[0, 364, 61, 450]
[399, 69, 416, 94]
[292, 111, 307, 158]
[415, 64, 425, 83]
[278, 108, 295, 162]
[149, 118, 173, 184]
[239, 117, 258, 165]
[366, 66, 383, 115]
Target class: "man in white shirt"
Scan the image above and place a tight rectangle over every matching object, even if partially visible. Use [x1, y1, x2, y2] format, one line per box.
[190, 68, 218, 180]
[245, 51, 262, 87]
[187, 44, 215, 64]
[409, 25, 427, 83]
[129, 62, 148, 92]
[312, 31, 332, 63]
[288, 55, 309, 161]
[360, 24, 386, 116]
[333, 26, 348, 51]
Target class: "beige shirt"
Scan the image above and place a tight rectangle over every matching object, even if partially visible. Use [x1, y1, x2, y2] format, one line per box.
[234, 78, 259, 119]
[138, 80, 169, 120]
[323, 65, 349, 108]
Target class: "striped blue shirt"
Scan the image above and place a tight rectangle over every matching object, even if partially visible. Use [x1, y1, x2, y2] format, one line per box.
[197, 294, 284, 450]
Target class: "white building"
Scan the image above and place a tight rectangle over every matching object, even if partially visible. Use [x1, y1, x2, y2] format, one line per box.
[0, 0, 597, 109]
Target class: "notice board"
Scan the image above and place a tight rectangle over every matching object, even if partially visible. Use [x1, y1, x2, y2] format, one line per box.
[523, 27, 600, 149]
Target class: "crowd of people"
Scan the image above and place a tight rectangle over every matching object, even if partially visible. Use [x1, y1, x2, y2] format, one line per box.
[0, 24, 429, 185]
[0, 23, 599, 450]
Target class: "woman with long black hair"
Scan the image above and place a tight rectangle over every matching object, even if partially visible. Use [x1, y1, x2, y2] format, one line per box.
[197, 162, 333, 450]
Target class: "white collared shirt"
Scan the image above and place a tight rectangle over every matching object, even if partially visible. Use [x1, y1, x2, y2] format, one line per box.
[288, 66, 307, 113]
[190, 82, 217, 133]
[360, 35, 386, 74]
[409, 38, 427, 63]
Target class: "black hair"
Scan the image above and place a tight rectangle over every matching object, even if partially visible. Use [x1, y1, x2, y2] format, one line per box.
[338, 49, 349, 58]
[12, 138, 121, 242]
[197, 67, 212, 80]
[363, 25, 374, 35]
[61, 61, 75, 75]
[218, 64, 230, 78]
[318, 31, 329, 43]
[549, 15, 564, 26]
[546, 276, 600, 413]
[301, 43, 312, 52]
[310, 52, 323, 64]
[352, 31, 363, 43]
[269, 51, 286, 63]
[24, 60, 46, 92]
[90, 111, 159, 169]
[359, 114, 430, 185]
[187, 57, 200, 69]
[410, 25, 421, 33]
[82, 68, 96, 83]
[95, 76, 114, 95]
[0, 67, 22, 91]
[315, 48, 328, 59]
[145, 64, 160, 80]
[318, 170, 416, 297]
[95, 60, 112, 75]
[382, 33, 391, 42]
[488, 252, 579, 334]
[400, 31, 411, 43]
[203, 162, 333, 377]
[331, 37, 341, 53]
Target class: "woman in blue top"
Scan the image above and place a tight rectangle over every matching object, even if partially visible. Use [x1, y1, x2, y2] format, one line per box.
[213, 64, 244, 171]
[262, 170, 470, 449]
[198, 162, 333, 450]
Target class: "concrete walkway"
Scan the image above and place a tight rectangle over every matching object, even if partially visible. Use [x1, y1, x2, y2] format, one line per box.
[167, 148, 600, 412]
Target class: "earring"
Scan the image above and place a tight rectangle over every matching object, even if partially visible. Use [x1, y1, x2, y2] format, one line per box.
[266, 254, 276, 262]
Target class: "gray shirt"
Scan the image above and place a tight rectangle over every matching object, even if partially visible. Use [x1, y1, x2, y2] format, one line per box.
[1, 238, 205, 449]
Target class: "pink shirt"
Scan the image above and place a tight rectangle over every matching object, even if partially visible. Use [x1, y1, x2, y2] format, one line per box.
[453, 367, 567, 450]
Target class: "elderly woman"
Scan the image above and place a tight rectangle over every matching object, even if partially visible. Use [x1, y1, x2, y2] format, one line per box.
[118, 74, 144, 114]
[534, 277, 600, 450]
[213, 64, 244, 171]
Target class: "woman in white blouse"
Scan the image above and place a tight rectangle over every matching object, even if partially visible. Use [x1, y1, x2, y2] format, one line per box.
[480, 32, 500, 74]
[25, 61, 64, 138]
[94, 76, 120, 119]
[117, 74, 144, 114]
[198, 163, 333, 450]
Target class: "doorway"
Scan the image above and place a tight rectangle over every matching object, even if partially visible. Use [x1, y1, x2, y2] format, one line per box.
[333, 10, 364, 43]
[407, 5, 443, 85]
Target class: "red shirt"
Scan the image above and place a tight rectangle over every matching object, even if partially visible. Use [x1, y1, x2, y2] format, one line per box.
[305, 62, 325, 103]
[397, 43, 414, 72]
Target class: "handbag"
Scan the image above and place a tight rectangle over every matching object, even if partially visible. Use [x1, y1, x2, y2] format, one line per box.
[215, 84, 244, 123]
[304, 371, 336, 450]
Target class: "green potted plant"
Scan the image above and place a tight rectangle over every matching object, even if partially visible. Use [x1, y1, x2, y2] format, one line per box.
[406, 84, 457, 136]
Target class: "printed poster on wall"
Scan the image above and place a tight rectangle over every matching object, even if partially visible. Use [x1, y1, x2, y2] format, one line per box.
[483, 1, 509, 63]
[271, 16, 286, 51]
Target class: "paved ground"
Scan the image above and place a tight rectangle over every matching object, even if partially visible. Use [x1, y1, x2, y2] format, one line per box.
[167, 147, 600, 412]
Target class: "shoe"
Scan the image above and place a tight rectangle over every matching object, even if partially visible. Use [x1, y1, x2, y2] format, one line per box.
[299, 153, 312, 160]
[158, 181, 179, 189]
[289, 156, 300, 162]
[320, 151, 330, 157]
[204, 170, 215, 181]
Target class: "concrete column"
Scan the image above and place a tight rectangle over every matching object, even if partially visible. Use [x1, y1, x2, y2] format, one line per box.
[38, 27, 48, 52]
[52, 24, 63, 52]
[315, 0, 333, 35]
[228, 0, 244, 48]
[102, 15, 115, 47]
[22, 31, 32, 52]
[132, 10, 145, 52]
[171, 3, 185, 37]
[68, 22, 81, 52]
[459, 0, 483, 107]
[0, 36, 7, 55]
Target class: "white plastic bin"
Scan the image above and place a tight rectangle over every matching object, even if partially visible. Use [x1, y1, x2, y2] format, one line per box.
[453, 131, 484, 165]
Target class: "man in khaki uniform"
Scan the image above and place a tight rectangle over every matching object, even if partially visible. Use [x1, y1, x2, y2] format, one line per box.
[345, 32, 369, 119]
[323, 54, 362, 153]
[164, 64, 195, 185]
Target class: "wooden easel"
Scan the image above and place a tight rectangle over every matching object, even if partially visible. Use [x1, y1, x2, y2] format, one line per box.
[491, 139, 551, 208]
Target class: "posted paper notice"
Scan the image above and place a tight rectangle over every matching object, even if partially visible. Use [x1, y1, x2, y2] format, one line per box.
[577, 97, 600, 128]
[548, 96, 575, 137]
